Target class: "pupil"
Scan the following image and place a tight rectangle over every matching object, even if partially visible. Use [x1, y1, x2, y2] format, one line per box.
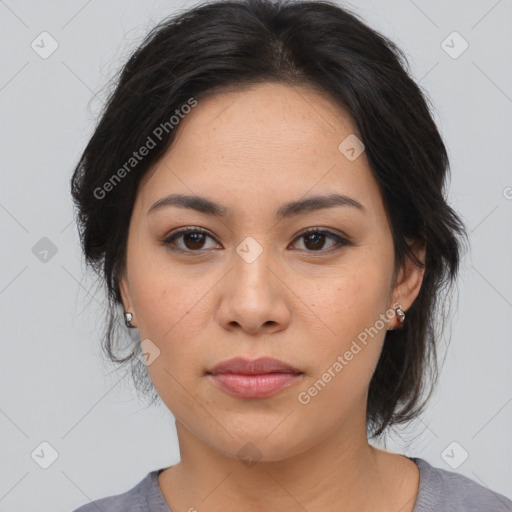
[185, 233, 205, 249]
[306, 232, 324, 250]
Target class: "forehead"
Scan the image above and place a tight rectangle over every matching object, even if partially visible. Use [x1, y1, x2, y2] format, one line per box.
[167, 82, 358, 161]
[137, 82, 381, 217]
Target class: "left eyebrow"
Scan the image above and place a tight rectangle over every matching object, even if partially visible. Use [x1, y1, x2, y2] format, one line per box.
[146, 193, 365, 218]
[276, 193, 365, 219]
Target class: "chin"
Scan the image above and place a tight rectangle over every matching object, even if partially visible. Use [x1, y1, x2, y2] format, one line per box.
[208, 428, 313, 465]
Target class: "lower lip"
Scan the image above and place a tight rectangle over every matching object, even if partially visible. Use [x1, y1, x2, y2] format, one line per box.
[209, 372, 302, 398]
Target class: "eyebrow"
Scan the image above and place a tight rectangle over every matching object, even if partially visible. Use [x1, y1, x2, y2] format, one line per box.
[147, 192, 365, 218]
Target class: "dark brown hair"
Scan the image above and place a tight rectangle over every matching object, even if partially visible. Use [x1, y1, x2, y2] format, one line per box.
[70, 0, 468, 439]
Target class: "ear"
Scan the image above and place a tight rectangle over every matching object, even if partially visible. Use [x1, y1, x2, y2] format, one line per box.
[118, 270, 133, 314]
[388, 240, 426, 329]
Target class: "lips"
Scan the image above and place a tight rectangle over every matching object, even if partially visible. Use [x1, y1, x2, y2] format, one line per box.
[207, 357, 303, 398]
[207, 356, 302, 376]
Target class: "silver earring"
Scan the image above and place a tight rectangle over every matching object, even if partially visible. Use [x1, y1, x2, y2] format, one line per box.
[124, 312, 136, 328]
[395, 304, 405, 323]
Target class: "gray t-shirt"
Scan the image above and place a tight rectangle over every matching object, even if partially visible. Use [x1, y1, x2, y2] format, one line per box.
[72, 457, 512, 511]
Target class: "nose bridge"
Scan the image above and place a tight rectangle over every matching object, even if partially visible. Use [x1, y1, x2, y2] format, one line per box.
[231, 235, 273, 295]
[215, 235, 290, 333]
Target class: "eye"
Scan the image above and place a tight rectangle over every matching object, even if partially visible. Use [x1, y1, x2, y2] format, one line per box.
[290, 228, 350, 253]
[162, 227, 220, 253]
[162, 227, 350, 255]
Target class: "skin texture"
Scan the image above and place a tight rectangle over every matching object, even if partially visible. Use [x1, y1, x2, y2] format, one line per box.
[119, 82, 426, 512]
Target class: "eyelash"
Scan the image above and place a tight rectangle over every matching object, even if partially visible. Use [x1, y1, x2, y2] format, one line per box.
[162, 227, 350, 255]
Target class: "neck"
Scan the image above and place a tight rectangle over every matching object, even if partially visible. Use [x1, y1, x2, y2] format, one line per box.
[158, 412, 417, 512]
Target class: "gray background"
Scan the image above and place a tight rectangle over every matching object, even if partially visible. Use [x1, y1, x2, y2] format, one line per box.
[1, 0, 511, 510]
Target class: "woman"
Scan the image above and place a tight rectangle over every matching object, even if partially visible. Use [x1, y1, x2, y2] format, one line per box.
[70, 0, 512, 510]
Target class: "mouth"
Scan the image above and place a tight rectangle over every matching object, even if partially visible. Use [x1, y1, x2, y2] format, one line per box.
[206, 356, 303, 399]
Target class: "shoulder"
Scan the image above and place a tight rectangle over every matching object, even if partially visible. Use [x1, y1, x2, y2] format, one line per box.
[70, 469, 170, 512]
[411, 457, 512, 512]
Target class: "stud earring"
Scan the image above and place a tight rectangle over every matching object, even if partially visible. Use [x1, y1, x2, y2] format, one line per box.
[124, 312, 136, 328]
[395, 304, 406, 324]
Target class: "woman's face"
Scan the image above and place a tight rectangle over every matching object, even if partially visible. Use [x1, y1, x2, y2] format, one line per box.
[119, 82, 424, 462]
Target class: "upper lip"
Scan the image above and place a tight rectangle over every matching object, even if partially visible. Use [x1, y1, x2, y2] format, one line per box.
[208, 357, 302, 375]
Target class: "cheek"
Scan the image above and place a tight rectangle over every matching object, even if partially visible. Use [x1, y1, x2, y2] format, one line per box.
[127, 240, 211, 338]
[307, 254, 392, 337]
[128, 263, 221, 409]
[299, 253, 393, 388]
[133, 271, 212, 415]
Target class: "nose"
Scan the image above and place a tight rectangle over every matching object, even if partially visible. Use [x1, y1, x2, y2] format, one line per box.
[215, 244, 291, 335]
